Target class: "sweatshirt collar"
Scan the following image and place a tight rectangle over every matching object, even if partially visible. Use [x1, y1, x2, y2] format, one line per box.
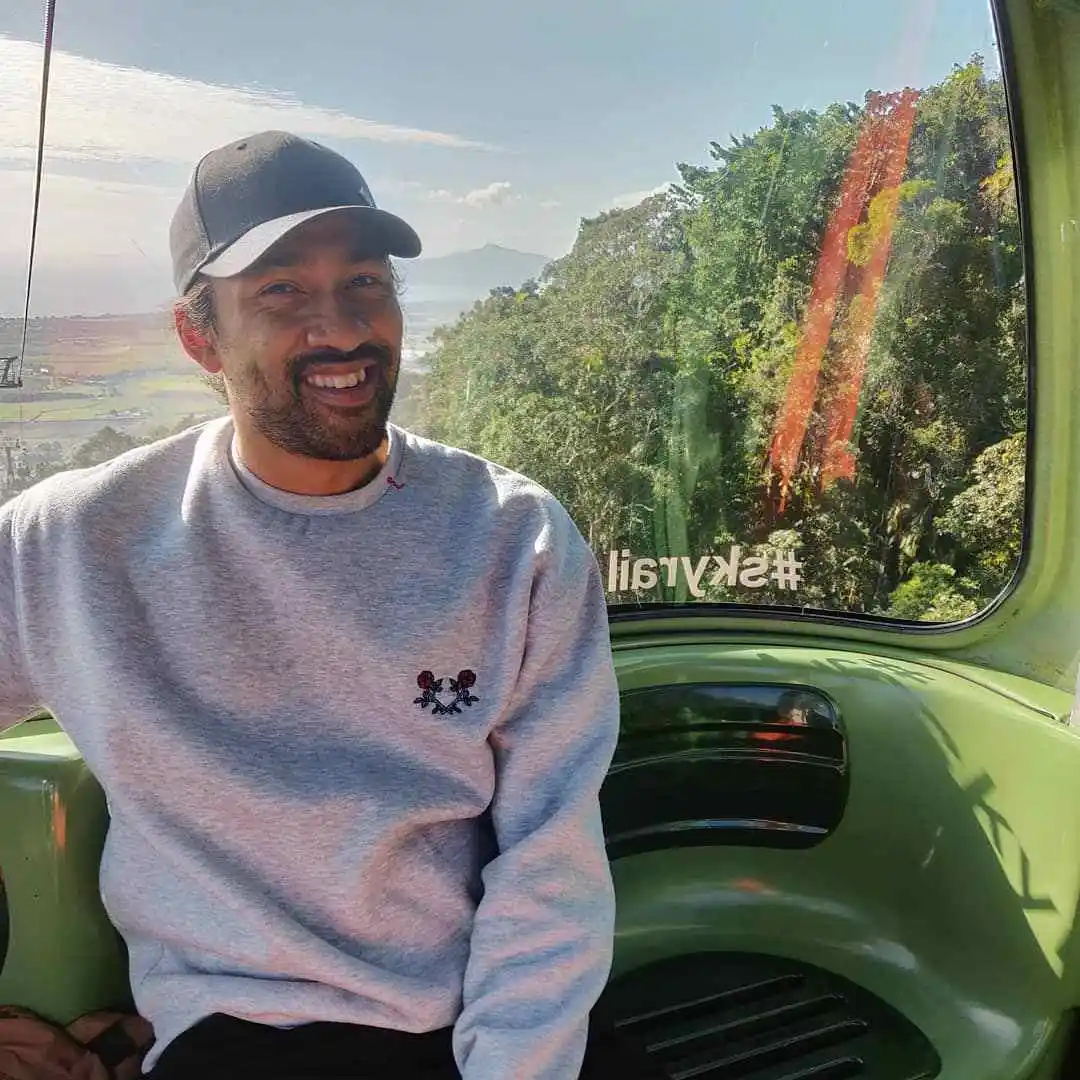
[221, 418, 405, 516]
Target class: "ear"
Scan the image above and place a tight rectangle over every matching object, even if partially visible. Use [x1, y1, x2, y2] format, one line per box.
[173, 305, 223, 375]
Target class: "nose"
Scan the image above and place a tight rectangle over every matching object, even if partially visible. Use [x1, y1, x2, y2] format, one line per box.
[303, 293, 371, 353]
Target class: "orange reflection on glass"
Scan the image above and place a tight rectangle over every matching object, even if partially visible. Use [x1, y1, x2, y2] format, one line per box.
[768, 88, 920, 509]
[750, 730, 801, 744]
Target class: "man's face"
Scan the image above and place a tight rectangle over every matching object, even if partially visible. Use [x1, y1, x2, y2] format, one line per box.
[197, 212, 403, 462]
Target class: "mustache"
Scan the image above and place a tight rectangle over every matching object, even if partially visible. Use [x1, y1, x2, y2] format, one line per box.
[288, 343, 395, 392]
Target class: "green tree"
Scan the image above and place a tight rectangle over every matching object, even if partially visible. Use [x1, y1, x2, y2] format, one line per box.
[69, 427, 139, 470]
[414, 55, 1026, 620]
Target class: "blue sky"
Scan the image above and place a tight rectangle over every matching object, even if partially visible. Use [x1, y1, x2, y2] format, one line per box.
[0, 0, 1003, 314]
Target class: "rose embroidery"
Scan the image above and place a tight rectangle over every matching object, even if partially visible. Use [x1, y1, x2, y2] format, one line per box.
[414, 669, 480, 715]
[451, 669, 479, 709]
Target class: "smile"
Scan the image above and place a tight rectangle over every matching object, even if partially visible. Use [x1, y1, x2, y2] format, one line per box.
[305, 369, 369, 389]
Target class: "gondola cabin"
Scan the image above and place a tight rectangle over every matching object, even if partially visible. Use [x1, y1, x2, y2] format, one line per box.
[2, 0, 1080, 1076]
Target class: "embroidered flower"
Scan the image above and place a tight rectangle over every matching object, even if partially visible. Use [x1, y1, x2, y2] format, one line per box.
[451, 669, 480, 709]
[414, 669, 480, 714]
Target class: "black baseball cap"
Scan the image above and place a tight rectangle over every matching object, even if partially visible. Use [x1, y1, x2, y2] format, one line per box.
[170, 130, 422, 294]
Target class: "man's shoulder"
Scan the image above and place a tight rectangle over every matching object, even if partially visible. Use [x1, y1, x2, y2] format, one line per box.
[399, 426, 575, 528]
[5, 418, 224, 530]
[397, 427, 596, 580]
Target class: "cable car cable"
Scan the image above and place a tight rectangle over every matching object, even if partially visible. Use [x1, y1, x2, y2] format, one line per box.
[2, 0, 58, 395]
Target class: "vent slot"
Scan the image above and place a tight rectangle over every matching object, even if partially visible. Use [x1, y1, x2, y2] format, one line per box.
[648, 994, 847, 1055]
[599, 952, 940, 1080]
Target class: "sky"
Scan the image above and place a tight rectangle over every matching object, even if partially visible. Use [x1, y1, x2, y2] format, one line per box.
[0, 0, 1003, 316]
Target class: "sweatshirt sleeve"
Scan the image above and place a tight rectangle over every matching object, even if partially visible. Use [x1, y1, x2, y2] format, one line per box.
[452, 510, 620, 1080]
[0, 497, 40, 731]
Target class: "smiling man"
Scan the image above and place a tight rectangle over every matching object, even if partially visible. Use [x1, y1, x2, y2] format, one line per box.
[0, 132, 665, 1079]
[169, 132, 416, 495]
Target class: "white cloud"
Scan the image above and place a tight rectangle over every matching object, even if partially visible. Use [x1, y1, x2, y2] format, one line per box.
[0, 36, 511, 312]
[461, 181, 515, 206]
[0, 35, 492, 172]
[426, 181, 519, 207]
[608, 182, 673, 210]
[0, 39, 597, 313]
[540, 199, 563, 210]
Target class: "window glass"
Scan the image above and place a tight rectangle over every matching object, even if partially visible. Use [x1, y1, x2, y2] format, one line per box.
[0, 0, 1025, 623]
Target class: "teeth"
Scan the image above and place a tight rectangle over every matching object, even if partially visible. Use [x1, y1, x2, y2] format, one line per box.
[307, 370, 367, 389]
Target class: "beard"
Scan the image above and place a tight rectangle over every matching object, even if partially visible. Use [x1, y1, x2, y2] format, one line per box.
[228, 343, 399, 462]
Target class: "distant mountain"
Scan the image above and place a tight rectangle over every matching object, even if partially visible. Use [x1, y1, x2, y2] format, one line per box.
[397, 244, 551, 305]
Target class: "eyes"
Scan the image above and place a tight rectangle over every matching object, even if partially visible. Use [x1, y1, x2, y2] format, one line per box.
[257, 272, 390, 299]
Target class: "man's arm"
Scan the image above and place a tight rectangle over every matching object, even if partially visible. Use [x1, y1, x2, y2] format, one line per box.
[0, 496, 41, 732]
[452, 511, 620, 1080]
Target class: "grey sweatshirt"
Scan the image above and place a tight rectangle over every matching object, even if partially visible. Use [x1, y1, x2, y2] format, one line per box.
[0, 416, 620, 1078]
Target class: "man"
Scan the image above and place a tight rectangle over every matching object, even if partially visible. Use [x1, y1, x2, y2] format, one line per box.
[0, 132, 663, 1078]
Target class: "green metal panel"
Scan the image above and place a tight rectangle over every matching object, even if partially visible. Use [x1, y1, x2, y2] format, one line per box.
[0, 724, 128, 1023]
[607, 642, 1080, 1079]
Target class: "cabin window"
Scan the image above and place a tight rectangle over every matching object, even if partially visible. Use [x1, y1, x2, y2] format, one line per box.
[0, 1, 1025, 625]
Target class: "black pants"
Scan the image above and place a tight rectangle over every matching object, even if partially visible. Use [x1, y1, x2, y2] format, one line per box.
[145, 1011, 668, 1079]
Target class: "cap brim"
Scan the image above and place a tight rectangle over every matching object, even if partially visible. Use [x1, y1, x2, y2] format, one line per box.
[199, 205, 422, 280]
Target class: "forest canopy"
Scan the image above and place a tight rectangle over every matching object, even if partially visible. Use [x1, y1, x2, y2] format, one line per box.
[407, 57, 1027, 622]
